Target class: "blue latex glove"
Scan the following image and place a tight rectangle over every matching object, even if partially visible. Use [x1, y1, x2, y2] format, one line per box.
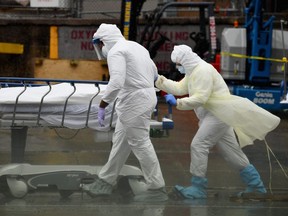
[164, 94, 177, 106]
[98, 107, 105, 127]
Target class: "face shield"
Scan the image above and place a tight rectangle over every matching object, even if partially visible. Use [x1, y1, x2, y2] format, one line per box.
[92, 38, 105, 60]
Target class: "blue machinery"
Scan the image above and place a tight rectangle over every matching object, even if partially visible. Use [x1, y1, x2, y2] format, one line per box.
[222, 0, 288, 111]
[245, 0, 275, 83]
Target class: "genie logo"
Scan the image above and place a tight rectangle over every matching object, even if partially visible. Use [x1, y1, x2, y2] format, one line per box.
[253, 91, 275, 104]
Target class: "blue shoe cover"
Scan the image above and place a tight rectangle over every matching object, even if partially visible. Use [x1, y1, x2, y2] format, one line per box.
[238, 164, 267, 196]
[174, 177, 207, 199]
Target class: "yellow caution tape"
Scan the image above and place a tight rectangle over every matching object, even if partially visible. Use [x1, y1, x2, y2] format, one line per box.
[221, 52, 288, 63]
[0, 42, 24, 54]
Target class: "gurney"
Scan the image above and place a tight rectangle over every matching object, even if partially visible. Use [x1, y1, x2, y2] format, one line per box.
[0, 77, 174, 199]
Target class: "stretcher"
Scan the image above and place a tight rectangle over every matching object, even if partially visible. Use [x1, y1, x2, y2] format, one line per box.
[0, 77, 174, 199]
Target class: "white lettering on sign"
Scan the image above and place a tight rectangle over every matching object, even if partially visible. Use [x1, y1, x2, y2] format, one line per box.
[255, 91, 273, 98]
[253, 98, 275, 104]
[253, 91, 275, 104]
[209, 16, 217, 50]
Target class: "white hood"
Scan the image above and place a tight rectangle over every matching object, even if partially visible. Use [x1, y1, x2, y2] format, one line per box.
[93, 23, 125, 52]
[171, 45, 202, 74]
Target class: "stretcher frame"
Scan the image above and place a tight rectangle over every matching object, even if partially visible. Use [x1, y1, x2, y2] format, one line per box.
[0, 77, 173, 162]
[0, 77, 173, 199]
[0, 77, 110, 162]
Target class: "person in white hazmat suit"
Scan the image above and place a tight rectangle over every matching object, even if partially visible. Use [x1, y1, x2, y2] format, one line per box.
[82, 23, 168, 202]
[155, 45, 280, 199]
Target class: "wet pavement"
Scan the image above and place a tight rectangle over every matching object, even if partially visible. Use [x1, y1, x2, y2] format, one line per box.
[0, 102, 287, 216]
[0, 190, 288, 216]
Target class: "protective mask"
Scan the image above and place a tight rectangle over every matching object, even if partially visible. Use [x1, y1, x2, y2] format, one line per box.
[176, 65, 186, 74]
[92, 38, 105, 60]
[102, 46, 109, 58]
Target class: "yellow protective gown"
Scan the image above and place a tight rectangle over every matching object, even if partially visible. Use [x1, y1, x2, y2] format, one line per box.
[156, 59, 280, 148]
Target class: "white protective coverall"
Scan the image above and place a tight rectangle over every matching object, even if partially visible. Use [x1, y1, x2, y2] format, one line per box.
[93, 24, 165, 189]
[155, 45, 280, 177]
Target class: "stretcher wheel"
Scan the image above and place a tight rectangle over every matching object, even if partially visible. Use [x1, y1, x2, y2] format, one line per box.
[6, 176, 28, 198]
[59, 190, 74, 198]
